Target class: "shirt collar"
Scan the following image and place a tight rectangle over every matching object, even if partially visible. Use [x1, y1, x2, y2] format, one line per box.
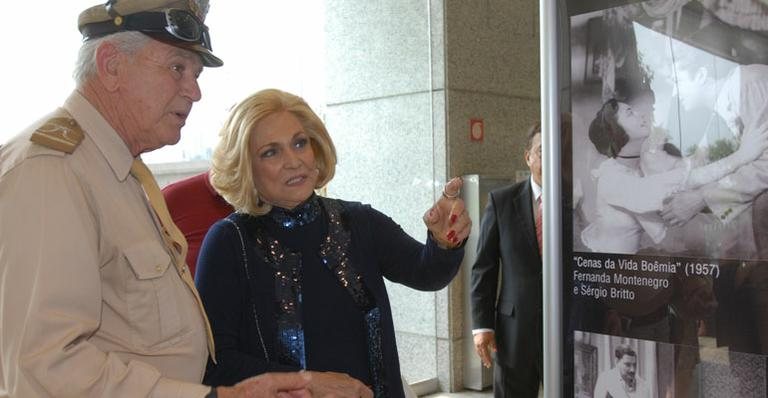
[530, 176, 542, 201]
[267, 194, 321, 229]
[63, 90, 134, 182]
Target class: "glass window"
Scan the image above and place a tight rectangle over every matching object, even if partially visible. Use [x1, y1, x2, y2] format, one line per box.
[1, 2, 326, 166]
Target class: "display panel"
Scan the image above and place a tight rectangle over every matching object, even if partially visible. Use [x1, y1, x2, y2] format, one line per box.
[563, 1, 768, 396]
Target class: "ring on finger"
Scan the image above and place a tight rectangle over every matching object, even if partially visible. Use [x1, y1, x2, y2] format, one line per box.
[442, 189, 460, 199]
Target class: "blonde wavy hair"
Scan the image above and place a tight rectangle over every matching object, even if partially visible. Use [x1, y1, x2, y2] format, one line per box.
[210, 89, 337, 215]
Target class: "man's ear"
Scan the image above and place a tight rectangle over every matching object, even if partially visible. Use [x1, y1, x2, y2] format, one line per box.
[524, 149, 532, 168]
[95, 42, 121, 91]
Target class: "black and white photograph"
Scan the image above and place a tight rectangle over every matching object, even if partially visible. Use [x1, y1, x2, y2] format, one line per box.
[566, 4, 768, 397]
[575, 329, 768, 397]
[574, 331, 664, 398]
[569, 0, 768, 261]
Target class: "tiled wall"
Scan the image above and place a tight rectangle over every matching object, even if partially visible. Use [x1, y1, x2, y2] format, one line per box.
[324, 0, 540, 392]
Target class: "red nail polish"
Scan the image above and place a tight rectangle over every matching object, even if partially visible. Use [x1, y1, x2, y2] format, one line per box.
[446, 230, 456, 240]
[450, 214, 457, 224]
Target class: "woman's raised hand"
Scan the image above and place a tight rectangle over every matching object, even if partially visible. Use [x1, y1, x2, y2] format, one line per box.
[423, 177, 472, 249]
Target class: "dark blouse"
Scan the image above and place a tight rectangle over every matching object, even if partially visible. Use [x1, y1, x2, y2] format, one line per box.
[264, 198, 371, 384]
[195, 196, 464, 397]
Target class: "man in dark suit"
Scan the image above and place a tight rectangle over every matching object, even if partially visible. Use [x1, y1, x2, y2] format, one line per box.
[471, 122, 543, 397]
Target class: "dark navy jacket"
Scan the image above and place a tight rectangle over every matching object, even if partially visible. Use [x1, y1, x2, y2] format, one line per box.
[196, 198, 464, 397]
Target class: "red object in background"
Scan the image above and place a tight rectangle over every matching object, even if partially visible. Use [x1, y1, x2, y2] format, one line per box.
[470, 118, 484, 142]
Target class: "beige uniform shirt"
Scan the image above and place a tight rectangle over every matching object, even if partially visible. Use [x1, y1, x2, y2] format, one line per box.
[0, 92, 211, 397]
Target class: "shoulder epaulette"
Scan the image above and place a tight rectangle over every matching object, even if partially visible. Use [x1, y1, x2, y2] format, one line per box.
[30, 117, 84, 154]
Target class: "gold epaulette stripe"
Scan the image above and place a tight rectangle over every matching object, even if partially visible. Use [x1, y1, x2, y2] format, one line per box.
[30, 117, 84, 154]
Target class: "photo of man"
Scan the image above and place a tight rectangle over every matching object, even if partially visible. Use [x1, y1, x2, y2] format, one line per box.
[593, 344, 651, 398]
[573, 332, 661, 398]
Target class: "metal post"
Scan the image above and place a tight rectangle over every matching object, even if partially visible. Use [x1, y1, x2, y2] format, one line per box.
[540, 0, 562, 396]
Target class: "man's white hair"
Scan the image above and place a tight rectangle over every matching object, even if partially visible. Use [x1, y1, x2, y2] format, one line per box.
[73, 31, 150, 87]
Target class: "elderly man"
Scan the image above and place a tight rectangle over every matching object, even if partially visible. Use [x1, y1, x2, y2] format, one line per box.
[0, 1, 317, 397]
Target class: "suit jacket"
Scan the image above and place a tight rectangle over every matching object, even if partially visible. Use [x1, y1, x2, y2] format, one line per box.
[470, 179, 542, 369]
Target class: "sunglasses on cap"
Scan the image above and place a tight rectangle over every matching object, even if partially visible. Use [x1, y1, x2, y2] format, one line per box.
[82, 8, 213, 51]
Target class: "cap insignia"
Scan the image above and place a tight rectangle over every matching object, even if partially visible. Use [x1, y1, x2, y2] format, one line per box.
[30, 117, 85, 154]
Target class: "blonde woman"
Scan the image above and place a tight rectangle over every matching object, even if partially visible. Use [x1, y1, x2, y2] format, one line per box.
[195, 89, 470, 398]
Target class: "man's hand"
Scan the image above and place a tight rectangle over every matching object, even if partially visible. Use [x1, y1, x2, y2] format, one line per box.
[304, 371, 373, 398]
[661, 190, 707, 226]
[217, 372, 312, 398]
[473, 331, 496, 368]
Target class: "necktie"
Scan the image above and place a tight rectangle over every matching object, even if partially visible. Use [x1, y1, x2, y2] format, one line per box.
[130, 159, 216, 361]
[536, 196, 543, 255]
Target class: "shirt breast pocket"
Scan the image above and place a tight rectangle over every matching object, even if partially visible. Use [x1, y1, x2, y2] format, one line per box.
[123, 241, 189, 351]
